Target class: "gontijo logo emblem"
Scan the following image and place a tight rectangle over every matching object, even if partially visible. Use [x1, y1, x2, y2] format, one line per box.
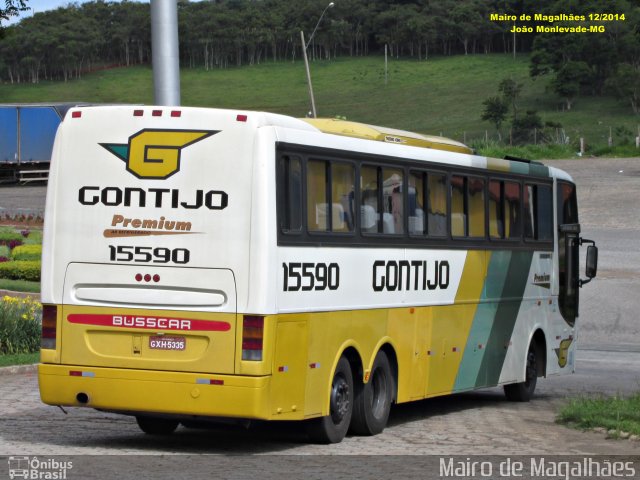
[100, 129, 218, 179]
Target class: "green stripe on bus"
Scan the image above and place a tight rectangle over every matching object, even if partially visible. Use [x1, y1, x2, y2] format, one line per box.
[478, 250, 533, 387]
[453, 251, 513, 390]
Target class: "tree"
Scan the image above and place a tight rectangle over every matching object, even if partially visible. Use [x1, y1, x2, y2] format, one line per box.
[0, 0, 28, 23]
[498, 78, 523, 120]
[552, 61, 592, 111]
[606, 64, 640, 115]
[481, 96, 508, 139]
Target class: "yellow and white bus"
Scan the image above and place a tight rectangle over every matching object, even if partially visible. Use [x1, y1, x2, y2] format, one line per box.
[38, 106, 597, 443]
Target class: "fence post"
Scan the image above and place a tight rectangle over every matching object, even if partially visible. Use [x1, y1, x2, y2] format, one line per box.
[580, 137, 585, 156]
[608, 127, 613, 147]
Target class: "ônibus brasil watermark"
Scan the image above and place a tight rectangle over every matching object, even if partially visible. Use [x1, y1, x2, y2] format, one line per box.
[7, 456, 73, 480]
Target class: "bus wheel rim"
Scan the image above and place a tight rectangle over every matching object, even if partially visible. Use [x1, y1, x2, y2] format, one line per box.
[330, 373, 350, 424]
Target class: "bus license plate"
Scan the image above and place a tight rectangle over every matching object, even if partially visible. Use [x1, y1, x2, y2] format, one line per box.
[149, 336, 185, 351]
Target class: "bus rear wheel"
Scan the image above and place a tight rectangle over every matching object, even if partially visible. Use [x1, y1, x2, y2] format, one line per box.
[504, 343, 538, 402]
[350, 350, 393, 436]
[306, 356, 353, 443]
[136, 416, 179, 435]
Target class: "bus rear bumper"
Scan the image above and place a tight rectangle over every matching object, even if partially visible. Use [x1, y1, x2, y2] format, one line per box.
[38, 363, 280, 421]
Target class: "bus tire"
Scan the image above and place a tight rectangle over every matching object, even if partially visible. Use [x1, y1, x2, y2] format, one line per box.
[350, 350, 393, 436]
[135, 416, 179, 435]
[504, 343, 538, 402]
[306, 356, 354, 443]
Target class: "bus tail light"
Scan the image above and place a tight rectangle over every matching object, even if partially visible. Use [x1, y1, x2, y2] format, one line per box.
[41, 305, 57, 349]
[242, 315, 264, 361]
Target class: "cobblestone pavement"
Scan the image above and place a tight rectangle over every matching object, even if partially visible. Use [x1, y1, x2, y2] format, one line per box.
[1, 348, 638, 457]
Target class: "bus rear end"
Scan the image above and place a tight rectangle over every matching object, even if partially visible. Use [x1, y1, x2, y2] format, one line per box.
[38, 106, 276, 431]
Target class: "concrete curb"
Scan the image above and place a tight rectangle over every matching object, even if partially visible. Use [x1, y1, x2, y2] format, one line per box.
[0, 289, 40, 300]
[0, 363, 37, 376]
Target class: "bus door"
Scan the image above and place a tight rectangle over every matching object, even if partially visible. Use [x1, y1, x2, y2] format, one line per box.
[557, 181, 597, 326]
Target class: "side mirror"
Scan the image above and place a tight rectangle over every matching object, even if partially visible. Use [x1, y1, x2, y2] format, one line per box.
[585, 245, 598, 279]
[579, 238, 597, 287]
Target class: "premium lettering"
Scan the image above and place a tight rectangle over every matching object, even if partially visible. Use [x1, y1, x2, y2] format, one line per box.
[111, 214, 192, 231]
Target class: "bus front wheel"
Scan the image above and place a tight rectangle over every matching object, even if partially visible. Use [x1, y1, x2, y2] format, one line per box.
[504, 343, 538, 402]
[136, 416, 179, 435]
[306, 356, 354, 443]
[350, 350, 394, 435]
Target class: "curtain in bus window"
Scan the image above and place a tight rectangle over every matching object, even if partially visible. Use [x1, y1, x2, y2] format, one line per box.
[19, 107, 61, 162]
[382, 168, 403, 234]
[0, 107, 18, 163]
[524, 184, 535, 239]
[489, 180, 503, 238]
[451, 175, 466, 237]
[536, 185, 553, 241]
[408, 172, 425, 235]
[360, 166, 379, 233]
[468, 177, 485, 237]
[307, 160, 328, 231]
[280, 156, 302, 232]
[332, 163, 355, 232]
[428, 173, 447, 236]
[504, 181, 521, 239]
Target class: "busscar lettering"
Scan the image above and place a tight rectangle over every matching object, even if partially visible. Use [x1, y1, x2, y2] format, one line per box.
[78, 186, 228, 210]
[372, 260, 450, 292]
[112, 315, 191, 330]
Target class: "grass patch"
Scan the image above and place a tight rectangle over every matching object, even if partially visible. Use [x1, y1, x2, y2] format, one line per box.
[0, 279, 40, 293]
[475, 142, 578, 160]
[557, 394, 640, 437]
[0, 351, 39, 368]
[1, 54, 638, 152]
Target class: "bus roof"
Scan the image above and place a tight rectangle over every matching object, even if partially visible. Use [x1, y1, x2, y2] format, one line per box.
[301, 118, 473, 155]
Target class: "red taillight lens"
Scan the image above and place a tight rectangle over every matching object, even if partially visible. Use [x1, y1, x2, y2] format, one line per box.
[242, 315, 264, 361]
[41, 305, 57, 349]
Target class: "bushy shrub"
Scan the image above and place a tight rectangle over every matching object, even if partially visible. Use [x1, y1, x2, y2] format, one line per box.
[0, 227, 23, 245]
[0, 261, 41, 281]
[0, 246, 9, 258]
[24, 230, 43, 245]
[11, 244, 42, 261]
[0, 295, 41, 354]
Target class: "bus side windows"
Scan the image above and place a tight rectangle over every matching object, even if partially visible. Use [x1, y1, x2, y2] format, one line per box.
[409, 171, 447, 237]
[557, 182, 578, 225]
[360, 166, 404, 235]
[524, 183, 553, 241]
[428, 173, 447, 236]
[489, 179, 521, 240]
[278, 156, 302, 233]
[307, 159, 355, 233]
[451, 175, 485, 238]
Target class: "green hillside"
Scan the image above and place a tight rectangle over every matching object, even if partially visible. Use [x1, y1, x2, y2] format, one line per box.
[0, 54, 636, 151]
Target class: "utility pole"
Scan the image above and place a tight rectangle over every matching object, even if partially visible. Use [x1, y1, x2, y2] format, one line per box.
[300, 2, 335, 118]
[301, 31, 317, 118]
[150, 0, 180, 106]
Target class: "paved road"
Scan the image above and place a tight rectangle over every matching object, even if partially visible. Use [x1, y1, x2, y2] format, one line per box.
[0, 349, 639, 459]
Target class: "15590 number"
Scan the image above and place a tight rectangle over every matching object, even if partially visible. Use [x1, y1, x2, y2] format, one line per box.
[282, 262, 339, 291]
[109, 245, 190, 264]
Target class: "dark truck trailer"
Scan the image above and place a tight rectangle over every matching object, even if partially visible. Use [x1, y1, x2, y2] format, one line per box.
[0, 103, 87, 184]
